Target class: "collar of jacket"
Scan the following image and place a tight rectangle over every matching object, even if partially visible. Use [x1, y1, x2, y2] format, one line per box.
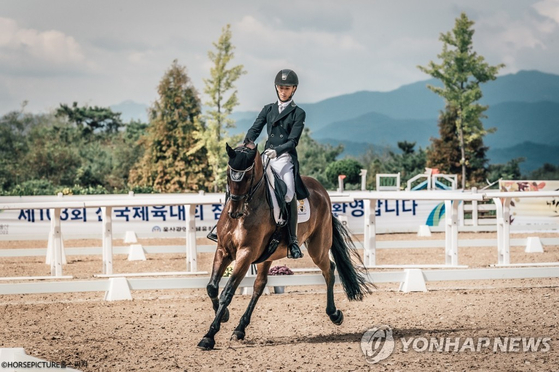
[272, 101, 297, 124]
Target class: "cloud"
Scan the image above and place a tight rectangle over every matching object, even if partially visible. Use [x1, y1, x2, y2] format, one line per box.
[471, 9, 557, 74]
[533, 0, 559, 23]
[257, 0, 353, 32]
[0, 17, 91, 75]
[236, 15, 364, 55]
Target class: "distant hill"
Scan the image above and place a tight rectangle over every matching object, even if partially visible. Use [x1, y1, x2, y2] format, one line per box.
[313, 112, 436, 148]
[487, 141, 559, 173]
[230, 70, 559, 133]
[318, 138, 393, 158]
[113, 70, 559, 173]
[110, 100, 149, 123]
[484, 101, 559, 149]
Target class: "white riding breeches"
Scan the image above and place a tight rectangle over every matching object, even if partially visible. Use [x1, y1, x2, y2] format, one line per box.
[266, 153, 295, 202]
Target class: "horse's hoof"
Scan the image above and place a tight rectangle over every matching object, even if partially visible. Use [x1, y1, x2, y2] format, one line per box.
[329, 310, 344, 326]
[231, 330, 245, 341]
[197, 337, 215, 350]
[221, 308, 230, 323]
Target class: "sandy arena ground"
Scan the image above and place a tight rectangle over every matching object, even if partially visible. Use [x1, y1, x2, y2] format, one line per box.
[0, 232, 558, 371]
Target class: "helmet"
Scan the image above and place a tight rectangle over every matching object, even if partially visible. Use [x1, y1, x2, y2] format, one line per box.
[274, 69, 298, 86]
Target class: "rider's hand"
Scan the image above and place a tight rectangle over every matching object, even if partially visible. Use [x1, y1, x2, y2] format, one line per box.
[264, 149, 277, 159]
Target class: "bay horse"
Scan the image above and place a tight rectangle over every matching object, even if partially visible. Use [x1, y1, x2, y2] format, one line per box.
[197, 142, 371, 350]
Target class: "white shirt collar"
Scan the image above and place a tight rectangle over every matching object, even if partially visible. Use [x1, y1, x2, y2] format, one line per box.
[277, 99, 292, 108]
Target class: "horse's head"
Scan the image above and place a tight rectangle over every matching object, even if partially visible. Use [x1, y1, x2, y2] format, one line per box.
[226, 142, 262, 219]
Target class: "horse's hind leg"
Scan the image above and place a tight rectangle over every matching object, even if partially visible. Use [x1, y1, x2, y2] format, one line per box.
[231, 261, 272, 341]
[308, 238, 344, 325]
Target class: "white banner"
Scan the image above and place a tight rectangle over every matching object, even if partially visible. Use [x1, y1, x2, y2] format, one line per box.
[499, 180, 559, 225]
[0, 199, 447, 240]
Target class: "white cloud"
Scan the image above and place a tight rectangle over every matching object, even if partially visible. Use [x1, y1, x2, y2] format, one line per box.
[533, 0, 559, 23]
[0, 17, 90, 75]
[236, 15, 365, 54]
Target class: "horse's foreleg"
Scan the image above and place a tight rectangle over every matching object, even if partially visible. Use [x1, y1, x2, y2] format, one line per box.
[206, 248, 233, 323]
[198, 252, 252, 351]
[232, 261, 272, 341]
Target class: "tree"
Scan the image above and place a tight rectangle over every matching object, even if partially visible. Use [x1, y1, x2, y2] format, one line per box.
[56, 102, 123, 136]
[426, 105, 489, 185]
[0, 107, 29, 189]
[382, 141, 427, 184]
[325, 158, 364, 187]
[357, 145, 387, 190]
[528, 163, 559, 180]
[129, 60, 212, 192]
[418, 12, 504, 189]
[297, 128, 343, 189]
[487, 158, 524, 183]
[202, 24, 247, 192]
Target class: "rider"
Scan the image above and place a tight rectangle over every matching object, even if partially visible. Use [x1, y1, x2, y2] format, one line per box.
[243, 69, 309, 259]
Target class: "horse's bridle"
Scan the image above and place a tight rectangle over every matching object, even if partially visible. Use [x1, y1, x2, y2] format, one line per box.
[227, 157, 268, 217]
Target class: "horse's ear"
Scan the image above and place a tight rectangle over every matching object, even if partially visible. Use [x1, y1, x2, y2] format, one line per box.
[226, 143, 236, 158]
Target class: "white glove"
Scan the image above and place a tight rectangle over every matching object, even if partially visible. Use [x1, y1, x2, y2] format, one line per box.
[264, 149, 277, 159]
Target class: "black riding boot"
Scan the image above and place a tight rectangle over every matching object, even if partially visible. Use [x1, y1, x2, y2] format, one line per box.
[287, 199, 303, 259]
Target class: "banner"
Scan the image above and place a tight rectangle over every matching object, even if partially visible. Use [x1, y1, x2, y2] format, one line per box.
[499, 180, 559, 225]
[0, 199, 446, 239]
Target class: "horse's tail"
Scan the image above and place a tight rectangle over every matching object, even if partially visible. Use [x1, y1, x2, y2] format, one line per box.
[330, 214, 372, 301]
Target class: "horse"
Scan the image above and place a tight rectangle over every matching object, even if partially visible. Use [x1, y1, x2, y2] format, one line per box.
[197, 142, 372, 350]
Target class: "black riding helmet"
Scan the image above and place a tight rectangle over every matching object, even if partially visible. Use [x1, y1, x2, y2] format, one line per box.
[275, 69, 298, 102]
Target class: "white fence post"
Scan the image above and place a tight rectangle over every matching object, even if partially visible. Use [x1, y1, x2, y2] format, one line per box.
[471, 187, 479, 227]
[48, 208, 63, 277]
[102, 207, 113, 275]
[186, 204, 197, 272]
[360, 169, 367, 191]
[363, 199, 376, 266]
[494, 197, 511, 265]
[444, 200, 459, 266]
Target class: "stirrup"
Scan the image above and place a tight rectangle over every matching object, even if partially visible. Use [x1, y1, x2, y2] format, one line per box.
[207, 225, 218, 243]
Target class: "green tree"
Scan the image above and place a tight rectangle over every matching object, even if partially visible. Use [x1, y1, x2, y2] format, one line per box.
[24, 119, 82, 186]
[382, 141, 427, 184]
[297, 128, 343, 189]
[427, 105, 489, 185]
[357, 145, 389, 190]
[487, 158, 524, 183]
[325, 158, 364, 187]
[529, 163, 559, 180]
[129, 60, 212, 192]
[56, 102, 123, 136]
[418, 12, 504, 189]
[0, 105, 31, 189]
[202, 24, 247, 192]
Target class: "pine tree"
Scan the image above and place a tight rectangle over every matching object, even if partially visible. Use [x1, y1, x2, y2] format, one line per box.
[418, 12, 504, 188]
[202, 24, 246, 192]
[129, 60, 211, 192]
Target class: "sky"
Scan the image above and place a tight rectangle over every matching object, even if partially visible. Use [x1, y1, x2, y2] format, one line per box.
[0, 0, 558, 116]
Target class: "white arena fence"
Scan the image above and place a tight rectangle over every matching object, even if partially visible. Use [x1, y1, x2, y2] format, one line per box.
[1, 190, 559, 299]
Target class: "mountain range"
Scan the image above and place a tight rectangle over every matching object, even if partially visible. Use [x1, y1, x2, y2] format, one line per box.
[111, 70, 559, 174]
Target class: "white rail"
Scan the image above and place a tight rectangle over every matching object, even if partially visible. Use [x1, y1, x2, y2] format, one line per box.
[1, 190, 559, 282]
